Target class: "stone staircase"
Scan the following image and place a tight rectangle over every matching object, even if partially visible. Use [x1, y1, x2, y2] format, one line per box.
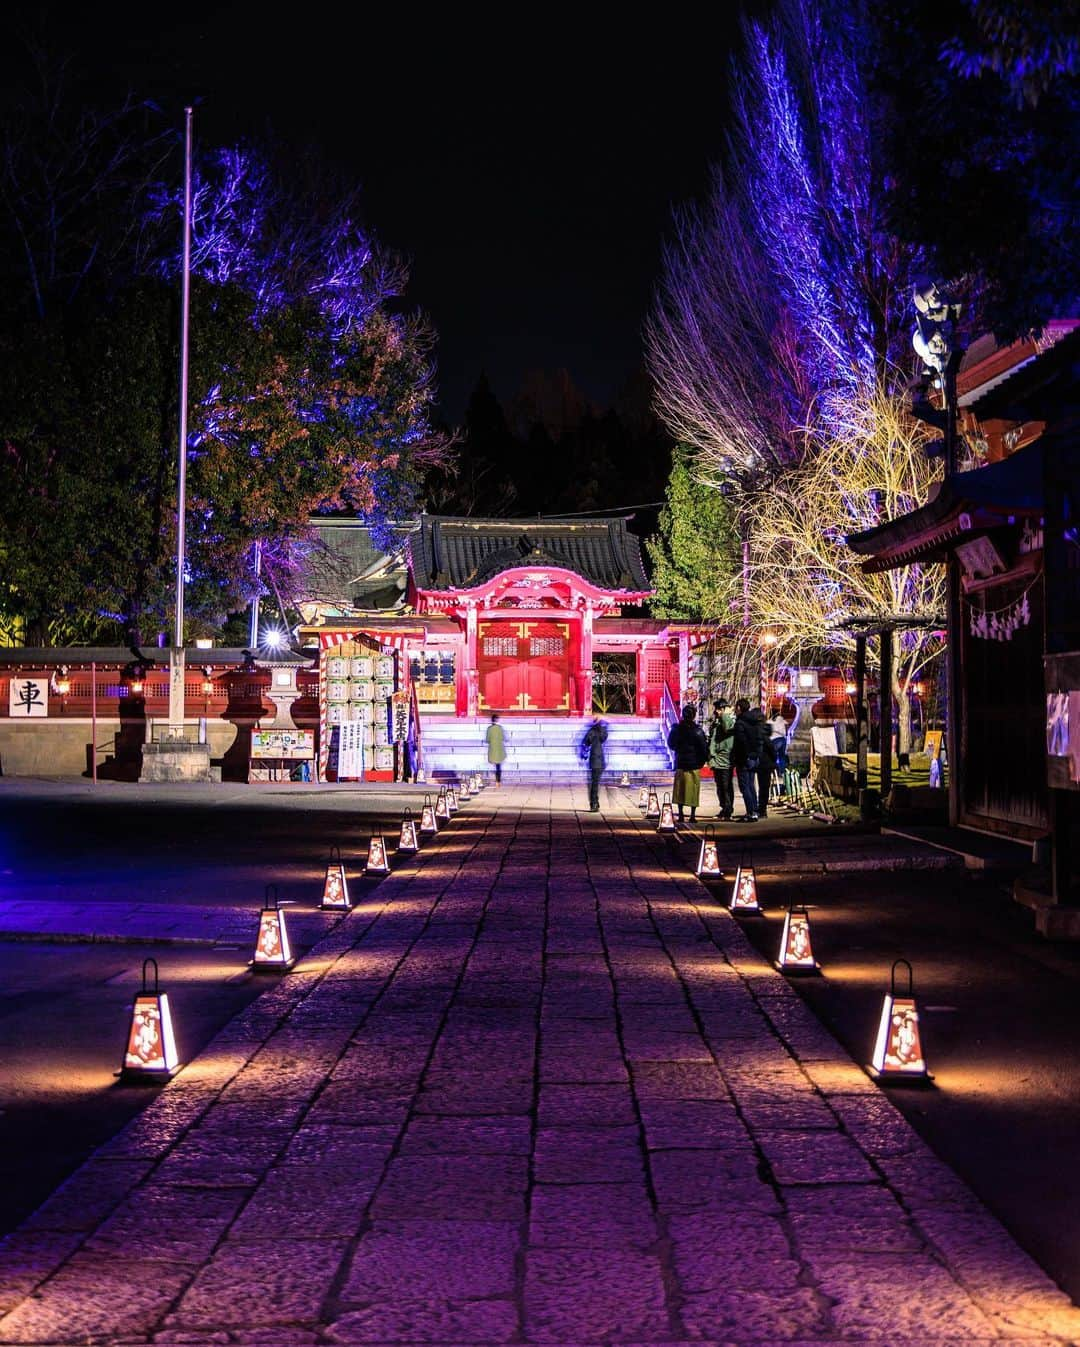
[418, 714, 672, 783]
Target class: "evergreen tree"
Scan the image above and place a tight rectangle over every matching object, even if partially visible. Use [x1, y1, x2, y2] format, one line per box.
[646, 449, 740, 620]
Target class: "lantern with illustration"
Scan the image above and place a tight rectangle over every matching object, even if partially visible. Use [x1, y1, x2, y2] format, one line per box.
[730, 858, 761, 915]
[637, 785, 649, 809]
[472, 772, 485, 792]
[696, 826, 722, 879]
[365, 829, 391, 876]
[620, 772, 630, 787]
[420, 795, 439, 835]
[869, 959, 932, 1083]
[320, 845, 352, 911]
[435, 789, 451, 822]
[398, 808, 419, 854]
[459, 777, 471, 800]
[645, 789, 660, 819]
[120, 958, 179, 1082]
[252, 886, 294, 971]
[776, 904, 819, 974]
[446, 785, 459, 815]
[657, 794, 677, 833]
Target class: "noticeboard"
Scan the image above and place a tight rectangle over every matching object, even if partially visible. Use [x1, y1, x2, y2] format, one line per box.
[251, 730, 315, 760]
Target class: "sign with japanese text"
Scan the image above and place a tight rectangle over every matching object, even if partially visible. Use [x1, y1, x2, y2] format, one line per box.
[8, 678, 48, 717]
[250, 730, 314, 760]
[391, 690, 409, 743]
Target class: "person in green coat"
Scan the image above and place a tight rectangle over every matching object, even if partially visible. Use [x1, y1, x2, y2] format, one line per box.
[708, 698, 736, 819]
[485, 712, 506, 785]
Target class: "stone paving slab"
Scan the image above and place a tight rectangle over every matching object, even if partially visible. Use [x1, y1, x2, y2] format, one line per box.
[0, 786, 1077, 1344]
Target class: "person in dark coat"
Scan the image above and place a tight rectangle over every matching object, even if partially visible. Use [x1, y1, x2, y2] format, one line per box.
[732, 697, 770, 821]
[667, 704, 709, 825]
[581, 716, 608, 812]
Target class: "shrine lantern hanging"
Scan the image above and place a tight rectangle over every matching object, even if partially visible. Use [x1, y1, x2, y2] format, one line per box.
[776, 904, 819, 974]
[658, 795, 678, 833]
[420, 795, 439, 835]
[252, 886, 295, 971]
[645, 789, 660, 819]
[435, 789, 451, 822]
[730, 860, 761, 915]
[696, 827, 722, 879]
[398, 808, 419, 854]
[365, 830, 392, 877]
[120, 958, 179, 1082]
[869, 959, 932, 1083]
[320, 845, 352, 911]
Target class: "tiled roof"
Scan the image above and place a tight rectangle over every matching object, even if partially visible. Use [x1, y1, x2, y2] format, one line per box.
[410, 515, 651, 593]
[300, 520, 414, 610]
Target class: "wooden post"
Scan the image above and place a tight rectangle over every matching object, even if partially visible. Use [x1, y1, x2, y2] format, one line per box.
[855, 633, 868, 794]
[879, 628, 893, 803]
[91, 661, 98, 784]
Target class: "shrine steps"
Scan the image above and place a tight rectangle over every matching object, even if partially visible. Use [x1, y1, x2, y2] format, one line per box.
[418, 714, 672, 783]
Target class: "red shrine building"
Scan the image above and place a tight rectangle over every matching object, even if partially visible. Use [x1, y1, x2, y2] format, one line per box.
[298, 514, 688, 779]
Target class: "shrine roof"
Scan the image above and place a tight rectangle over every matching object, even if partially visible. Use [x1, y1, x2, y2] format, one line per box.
[410, 515, 651, 593]
[846, 440, 1044, 573]
[301, 519, 414, 611]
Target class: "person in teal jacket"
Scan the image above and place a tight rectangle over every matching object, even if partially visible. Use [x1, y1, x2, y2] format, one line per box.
[708, 698, 736, 819]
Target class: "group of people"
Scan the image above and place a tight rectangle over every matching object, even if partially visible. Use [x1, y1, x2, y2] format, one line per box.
[668, 697, 788, 824]
[484, 700, 789, 822]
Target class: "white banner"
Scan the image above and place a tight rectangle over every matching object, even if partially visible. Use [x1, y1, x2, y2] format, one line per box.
[338, 719, 365, 780]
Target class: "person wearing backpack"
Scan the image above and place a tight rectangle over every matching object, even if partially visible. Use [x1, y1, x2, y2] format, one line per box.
[667, 704, 709, 825]
[581, 716, 608, 812]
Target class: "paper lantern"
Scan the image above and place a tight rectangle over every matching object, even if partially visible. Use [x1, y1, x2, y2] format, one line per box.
[620, 772, 630, 787]
[446, 785, 459, 815]
[776, 905, 819, 973]
[730, 862, 761, 915]
[696, 827, 722, 879]
[320, 845, 352, 911]
[365, 831, 391, 876]
[253, 886, 294, 971]
[435, 789, 451, 822]
[472, 772, 484, 792]
[458, 777, 471, 800]
[120, 958, 179, 1082]
[637, 785, 649, 809]
[398, 808, 419, 854]
[658, 795, 677, 832]
[869, 959, 932, 1083]
[419, 795, 439, 835]
[645, 789, 660, 819]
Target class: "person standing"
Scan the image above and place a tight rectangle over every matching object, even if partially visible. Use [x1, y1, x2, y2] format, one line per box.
[708, 698, 736, 819]
[485, 712, 506, 785]
[768, 708, 789, 792]
[667, 704, 709, 825]
[581, 715, 608, 812]
[732, 697, 769, 821]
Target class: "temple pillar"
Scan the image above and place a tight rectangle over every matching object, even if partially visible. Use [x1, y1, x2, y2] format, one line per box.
[578, 601, 594, 716]
[464, 605, 478, 716]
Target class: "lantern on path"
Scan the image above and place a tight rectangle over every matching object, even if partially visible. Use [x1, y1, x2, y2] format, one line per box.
[320, 845, 352, 911]
[435, 789, 451, 822]
[459, 777, 471, 800]
[730, 859, 761, 915]
[620, 772, 630, 787]
[696, 827, 722, 879]
[252, 886, 294, 971]
[365, 830, 391, 877]
[420, 795, 439, 835]
[658, 794, 677, 833]
[869, 959, 932, 1083]
[120, 958, 179, 1082]
[776, 904, 819, 973]
[446, 785, 459, 815]
[645, 789, 660, 819]
[473, 772, 485, 792]
[637, 785, 649, 809]
[398, 809, 419, 854]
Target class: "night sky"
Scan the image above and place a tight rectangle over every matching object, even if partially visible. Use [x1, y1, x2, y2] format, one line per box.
[25, 3, 752, 421]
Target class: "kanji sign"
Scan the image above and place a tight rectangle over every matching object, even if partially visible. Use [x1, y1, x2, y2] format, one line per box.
[8, 679, 48, 717]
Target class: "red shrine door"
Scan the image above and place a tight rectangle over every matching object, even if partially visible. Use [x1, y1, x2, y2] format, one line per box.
[477, 619, 571, 712]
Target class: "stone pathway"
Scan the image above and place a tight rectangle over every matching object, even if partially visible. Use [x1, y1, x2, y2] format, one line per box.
[0, 785, 1076, 1344]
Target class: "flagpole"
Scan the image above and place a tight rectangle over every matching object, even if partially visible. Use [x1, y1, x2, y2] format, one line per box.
[168, 105, 194, 732]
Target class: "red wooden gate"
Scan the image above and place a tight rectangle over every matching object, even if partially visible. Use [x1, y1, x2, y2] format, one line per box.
[478, 620, 571, 712]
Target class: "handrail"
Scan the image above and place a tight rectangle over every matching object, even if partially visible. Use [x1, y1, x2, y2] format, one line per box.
[660, 682, 679, 768]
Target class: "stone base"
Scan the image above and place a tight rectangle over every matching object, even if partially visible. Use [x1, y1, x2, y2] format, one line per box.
[139, 740, 213, 783]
